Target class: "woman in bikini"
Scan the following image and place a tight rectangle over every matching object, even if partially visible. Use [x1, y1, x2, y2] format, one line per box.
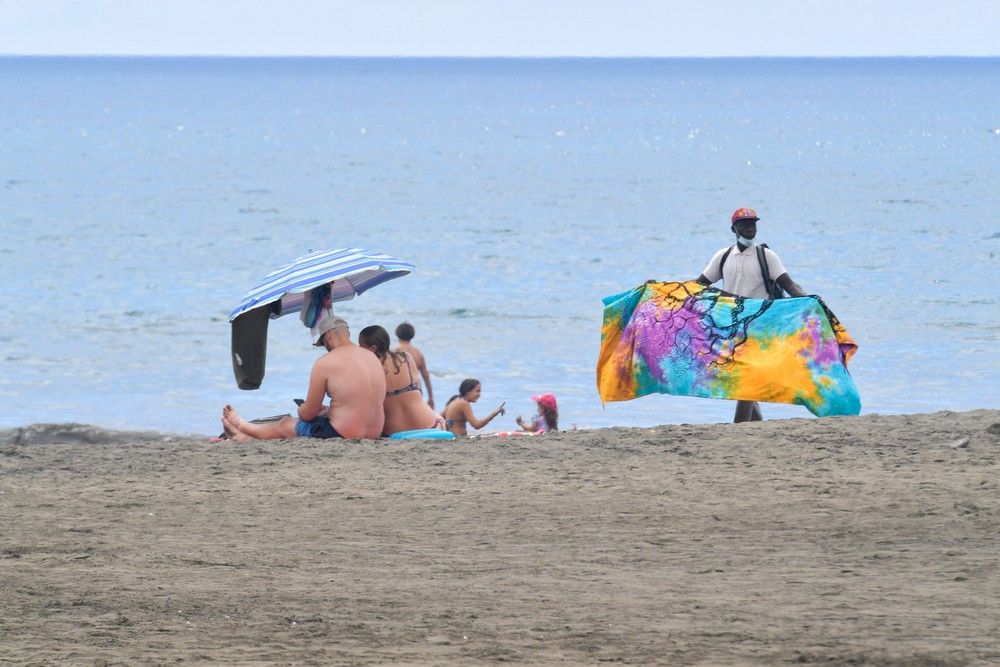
[440, 378, 505, 437]
[358, 325, 445, 436]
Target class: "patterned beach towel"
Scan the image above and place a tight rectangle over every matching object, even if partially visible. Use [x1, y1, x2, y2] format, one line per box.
[596, 281, 860, 417]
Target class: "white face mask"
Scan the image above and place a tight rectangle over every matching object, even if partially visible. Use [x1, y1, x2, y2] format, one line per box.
[736, 233, 755, 248]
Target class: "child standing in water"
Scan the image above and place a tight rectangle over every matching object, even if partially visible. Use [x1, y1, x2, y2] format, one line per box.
[394, 322, 434, 409]
[516, 393, 559, 434]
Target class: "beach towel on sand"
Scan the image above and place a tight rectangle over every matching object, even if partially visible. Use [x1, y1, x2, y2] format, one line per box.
[596, 281, 860, 417]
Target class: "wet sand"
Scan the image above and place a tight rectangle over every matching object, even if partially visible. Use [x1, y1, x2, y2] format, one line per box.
[2, 410, 998, 665]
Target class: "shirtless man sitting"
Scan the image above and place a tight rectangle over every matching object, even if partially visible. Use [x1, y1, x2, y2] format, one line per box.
[221, 316, 386, 441]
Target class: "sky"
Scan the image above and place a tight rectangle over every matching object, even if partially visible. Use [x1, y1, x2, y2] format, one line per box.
[0, 0, 996, 57]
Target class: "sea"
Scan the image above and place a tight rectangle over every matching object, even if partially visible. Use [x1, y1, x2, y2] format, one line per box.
[1, 57, 997, 436]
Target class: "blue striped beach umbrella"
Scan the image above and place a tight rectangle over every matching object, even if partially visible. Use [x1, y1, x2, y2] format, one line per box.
[228, 248, 414, 389]
[229, 247, 414, 322]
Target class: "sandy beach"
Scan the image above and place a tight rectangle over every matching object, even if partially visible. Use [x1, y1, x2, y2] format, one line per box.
[1, 409, 998, 665]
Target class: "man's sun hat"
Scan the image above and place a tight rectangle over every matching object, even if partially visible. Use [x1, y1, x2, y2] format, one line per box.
[312, 316, 348, 346]
[731, 207, 760, 224]
[531, 393, 558, 411]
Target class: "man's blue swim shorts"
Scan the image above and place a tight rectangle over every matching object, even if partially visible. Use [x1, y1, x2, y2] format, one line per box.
[295, 416, 343, 439]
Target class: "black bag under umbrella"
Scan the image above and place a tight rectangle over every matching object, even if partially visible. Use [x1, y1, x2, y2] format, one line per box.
[231, 306, 269, 390]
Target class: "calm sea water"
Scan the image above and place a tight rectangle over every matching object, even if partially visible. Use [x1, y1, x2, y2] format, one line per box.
[1, 57, 997, 435]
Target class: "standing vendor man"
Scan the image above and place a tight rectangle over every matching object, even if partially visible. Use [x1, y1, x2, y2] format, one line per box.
[695, 207, 808, 423]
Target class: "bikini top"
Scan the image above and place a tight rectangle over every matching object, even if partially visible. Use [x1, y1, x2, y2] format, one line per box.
[444, 400, 467, 429]
[386, 355, 420, 398]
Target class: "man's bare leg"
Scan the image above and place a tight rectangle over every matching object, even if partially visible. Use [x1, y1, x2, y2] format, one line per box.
[734, 400, 763, 423]
[222, 405, 298, 440]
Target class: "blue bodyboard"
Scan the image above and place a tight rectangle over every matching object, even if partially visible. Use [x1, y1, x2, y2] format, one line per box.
[389, 428, 455, 440]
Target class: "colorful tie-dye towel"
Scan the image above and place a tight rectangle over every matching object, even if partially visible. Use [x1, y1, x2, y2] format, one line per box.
[597, 281, 860, 417]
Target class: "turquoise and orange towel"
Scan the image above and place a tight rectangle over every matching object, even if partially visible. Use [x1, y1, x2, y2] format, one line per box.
[597, 281, 860, 417]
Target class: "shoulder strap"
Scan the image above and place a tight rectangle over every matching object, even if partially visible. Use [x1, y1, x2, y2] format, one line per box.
[756, 244, 779, 299]
[718, 245, 734, 276]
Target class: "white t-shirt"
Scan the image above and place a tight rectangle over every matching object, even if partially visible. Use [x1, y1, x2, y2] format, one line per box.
[702, 244, 787, 299]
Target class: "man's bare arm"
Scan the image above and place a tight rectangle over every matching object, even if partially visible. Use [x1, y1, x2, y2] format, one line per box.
[776, 273, 807, 298]
[297, 361, 329, 422]
[418, 363, 434, 407]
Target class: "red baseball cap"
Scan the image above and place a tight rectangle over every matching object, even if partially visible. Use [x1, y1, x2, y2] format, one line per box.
[531, 393, 557, 412]
[731, 207, 759, 224]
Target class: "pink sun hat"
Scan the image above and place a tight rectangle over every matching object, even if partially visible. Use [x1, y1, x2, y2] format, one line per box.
[531, 393, 558, 411]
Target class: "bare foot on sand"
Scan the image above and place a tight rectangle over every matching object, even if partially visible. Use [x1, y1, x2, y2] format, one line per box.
[219, 408, 239, 440]
[221, 405, 253, 443]
[219, 418, 238, 440]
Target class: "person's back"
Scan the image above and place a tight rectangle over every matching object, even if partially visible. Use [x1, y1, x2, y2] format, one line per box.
[219, 316, 385, 442]
[360, 325, 442, 435]
[381, 351, 442, 435]
[317, 344, 386, 438]
[396, 340, 425, 373]
[394, 322, 434, 409]
[441, 396, 471, 435]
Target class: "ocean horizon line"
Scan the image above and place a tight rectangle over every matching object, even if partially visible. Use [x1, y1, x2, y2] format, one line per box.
[2, 53, 998, 61]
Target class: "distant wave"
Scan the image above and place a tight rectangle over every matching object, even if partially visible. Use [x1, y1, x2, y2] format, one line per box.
[354, 306, 594, 322]
[238, 207, 281, 214]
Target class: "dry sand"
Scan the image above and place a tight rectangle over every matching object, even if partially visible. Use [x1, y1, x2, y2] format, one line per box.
[1, 409, 998, 665]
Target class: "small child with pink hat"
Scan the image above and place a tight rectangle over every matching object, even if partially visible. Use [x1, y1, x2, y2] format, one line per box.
[515, 393, 559, 434]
